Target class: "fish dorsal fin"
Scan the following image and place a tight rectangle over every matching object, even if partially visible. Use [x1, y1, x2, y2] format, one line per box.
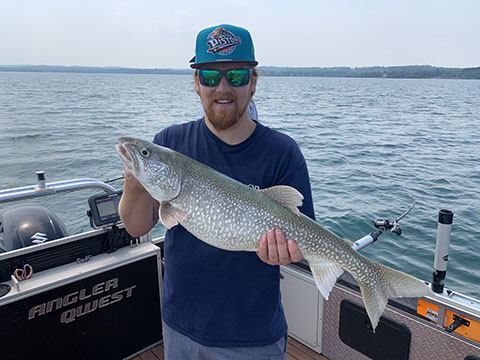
[159, 202, 188, 229]
[309, 259, 344, 300]
[260, 185, 304, 216]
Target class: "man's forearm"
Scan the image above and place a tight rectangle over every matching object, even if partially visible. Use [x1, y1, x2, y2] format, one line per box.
[119, 182, 159, 237]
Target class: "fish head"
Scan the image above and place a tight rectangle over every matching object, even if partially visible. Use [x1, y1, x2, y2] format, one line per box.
[115, 137, 182, 202]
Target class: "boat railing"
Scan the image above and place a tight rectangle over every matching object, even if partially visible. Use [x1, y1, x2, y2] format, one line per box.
[0, 171, 117, 204]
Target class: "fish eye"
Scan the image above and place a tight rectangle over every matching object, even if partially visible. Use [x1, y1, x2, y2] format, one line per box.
[140, 148, 150, 157]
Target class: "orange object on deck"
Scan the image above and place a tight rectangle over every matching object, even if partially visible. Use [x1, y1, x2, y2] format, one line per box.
[444, 310, 480, 343]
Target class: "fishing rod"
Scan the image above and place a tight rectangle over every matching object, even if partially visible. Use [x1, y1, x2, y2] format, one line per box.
[352, 201, 416, 251]
[104, 175, 125, 183]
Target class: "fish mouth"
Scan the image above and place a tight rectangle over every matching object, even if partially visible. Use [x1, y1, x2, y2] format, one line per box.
[115, 137, 138, 173]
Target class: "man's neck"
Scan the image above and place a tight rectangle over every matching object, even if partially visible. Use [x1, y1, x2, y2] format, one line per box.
[204, 115, 257, 145]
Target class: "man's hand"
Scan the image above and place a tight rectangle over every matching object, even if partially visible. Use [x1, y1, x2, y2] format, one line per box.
[256, 229, 303, 265]
[123, 168, 148, 194]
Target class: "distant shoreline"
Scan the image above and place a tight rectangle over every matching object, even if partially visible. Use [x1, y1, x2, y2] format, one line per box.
[1, 64, 479, 79]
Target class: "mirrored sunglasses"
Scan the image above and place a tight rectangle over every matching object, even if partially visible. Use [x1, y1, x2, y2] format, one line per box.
[198, 69, 251, 87]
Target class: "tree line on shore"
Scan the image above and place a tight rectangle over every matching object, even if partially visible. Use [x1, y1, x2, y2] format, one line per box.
[1, 64, 479, 79]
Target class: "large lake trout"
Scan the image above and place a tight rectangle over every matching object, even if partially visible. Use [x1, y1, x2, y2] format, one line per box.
[116, 136, 433, 330]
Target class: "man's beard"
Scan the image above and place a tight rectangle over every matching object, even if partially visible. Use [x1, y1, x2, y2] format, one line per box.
[204, 92, 249, 132]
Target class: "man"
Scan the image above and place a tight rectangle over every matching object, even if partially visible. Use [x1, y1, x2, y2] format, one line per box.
[119, 24, 315, 360]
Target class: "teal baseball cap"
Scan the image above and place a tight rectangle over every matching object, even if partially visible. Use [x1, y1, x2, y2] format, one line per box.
[190, 24, 258, 69]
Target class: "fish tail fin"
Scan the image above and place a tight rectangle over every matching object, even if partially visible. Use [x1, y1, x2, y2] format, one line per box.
[356, 262, 433, 330]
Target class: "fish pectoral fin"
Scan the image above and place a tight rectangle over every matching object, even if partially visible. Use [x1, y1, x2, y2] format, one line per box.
[260, 185, 304, 216]
[159, 202, 188, 229]
[342, 238, 354, 247]
[309, 260, 344, 300]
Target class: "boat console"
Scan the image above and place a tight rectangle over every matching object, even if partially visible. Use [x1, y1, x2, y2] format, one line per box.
[0, 174, 163, 360]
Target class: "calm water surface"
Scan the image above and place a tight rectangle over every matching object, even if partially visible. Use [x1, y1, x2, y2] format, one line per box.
[0, 71, 479, 297]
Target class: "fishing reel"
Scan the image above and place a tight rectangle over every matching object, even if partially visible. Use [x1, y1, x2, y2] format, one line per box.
[352, 201, 415, 251]
[373, 218, 402, 236]
[373, 200, 416, 236]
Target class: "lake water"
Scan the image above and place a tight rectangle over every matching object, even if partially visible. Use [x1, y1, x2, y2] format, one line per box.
[0, 71, 479, 297]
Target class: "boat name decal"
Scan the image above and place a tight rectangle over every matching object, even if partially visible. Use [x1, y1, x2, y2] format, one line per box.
[27, 277, 136, 324]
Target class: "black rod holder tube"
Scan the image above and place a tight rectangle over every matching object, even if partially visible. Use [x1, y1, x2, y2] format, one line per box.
[432, 209, 454, 293]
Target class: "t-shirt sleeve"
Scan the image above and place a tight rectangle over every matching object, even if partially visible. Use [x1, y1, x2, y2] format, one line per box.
[153, 130, 167, 146]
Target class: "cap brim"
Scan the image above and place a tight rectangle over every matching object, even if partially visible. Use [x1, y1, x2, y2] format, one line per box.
[190, 59, 258, 69]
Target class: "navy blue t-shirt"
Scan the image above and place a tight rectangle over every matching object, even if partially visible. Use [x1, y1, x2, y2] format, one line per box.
[153, 118, 315, 347]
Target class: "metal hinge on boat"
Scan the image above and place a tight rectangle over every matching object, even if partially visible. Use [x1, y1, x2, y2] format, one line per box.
[446, 314, 470, 333]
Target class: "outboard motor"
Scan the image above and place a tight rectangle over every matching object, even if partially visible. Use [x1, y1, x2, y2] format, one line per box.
[0, 204, 67, 253]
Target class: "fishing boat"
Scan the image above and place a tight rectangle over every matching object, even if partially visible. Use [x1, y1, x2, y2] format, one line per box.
[0, 172, 479, 360]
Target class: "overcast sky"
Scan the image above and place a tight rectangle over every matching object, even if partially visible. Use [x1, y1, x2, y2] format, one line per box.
[1, 0, 479, 69]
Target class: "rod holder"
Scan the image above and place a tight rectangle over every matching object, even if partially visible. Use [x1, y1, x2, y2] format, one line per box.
[36, 171, 46, 189]
[432, 209, 454, 293]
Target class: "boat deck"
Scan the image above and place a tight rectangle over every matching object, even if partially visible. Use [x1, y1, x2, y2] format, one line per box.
[134, 336, 328, 360]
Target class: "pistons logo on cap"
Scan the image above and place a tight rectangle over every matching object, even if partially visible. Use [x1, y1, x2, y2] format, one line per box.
[206, 27, 242, 56]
